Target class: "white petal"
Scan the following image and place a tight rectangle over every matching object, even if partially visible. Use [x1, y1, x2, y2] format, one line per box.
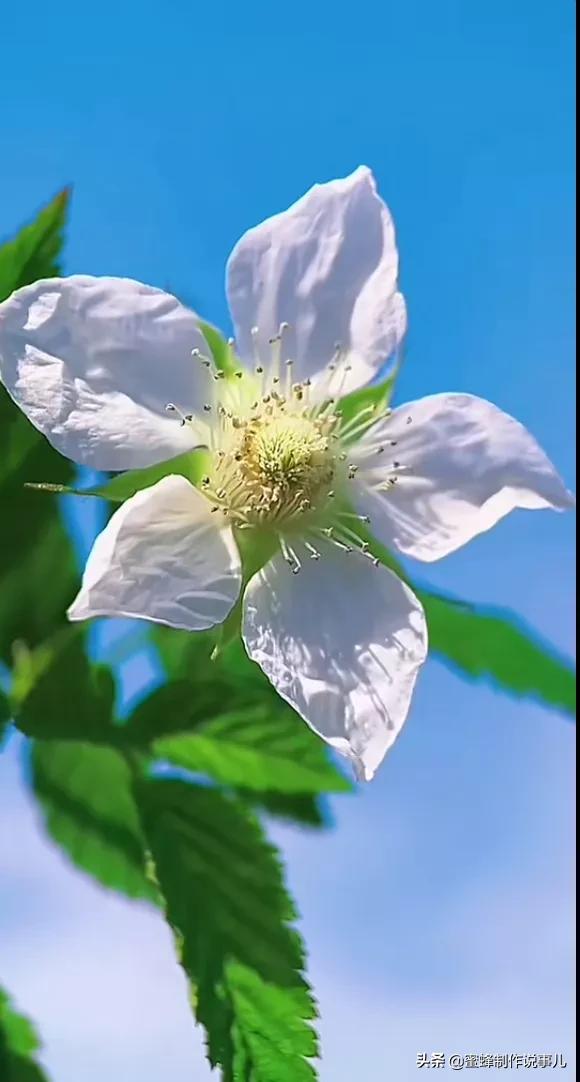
[68, 475, 241, 631]
[351, 393, 574, 562]
[0, 276, 213, 470]
[226, 166, 406, 396]
[242, 545, 427, 780]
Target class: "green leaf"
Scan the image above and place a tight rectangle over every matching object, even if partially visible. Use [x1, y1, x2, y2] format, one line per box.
[138, 780, 318, 1080]
[0, 192, 77, 662]
[336, 376, 395, 433]
[0, 688, 10, 747]
[0, 189, 69, 302]
[155, 707, 350, 795]
[241, 791, 329, 830]
[0, 462, 78, 663]
[420, 590, 577, 716]
[29, 741, 158, 902]
[125, 632, 275, 743]
[123, 672, 263, 744]
[14, 635, 118, 741]
[87, 448, 211, 504]
[0, 990, 41, 1059]
[199, 320, 237, 377]
[0, 987, 51, 1082]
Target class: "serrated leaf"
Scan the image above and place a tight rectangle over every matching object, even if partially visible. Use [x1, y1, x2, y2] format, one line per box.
[155, 707, 350, 795]
[227, 963, 317, 1082]
[123, 673, 262, 744]
[14, 635, 118, 741]
[0, 189, 69, 302]
[138, 780, 318, 1080]
[0, 987, 51, 1082]
[29, 741, 158, 902]
[420, 589, 576, 716]
[125, 632, 277, 744]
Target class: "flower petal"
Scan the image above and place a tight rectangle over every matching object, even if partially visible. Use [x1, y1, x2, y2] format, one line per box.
[226, 166, 406, 396]
[351, 393, 574, 562]
[242, 545, 427, 780]
[0, 276, 213, 470]
[68, 475, 241, 630]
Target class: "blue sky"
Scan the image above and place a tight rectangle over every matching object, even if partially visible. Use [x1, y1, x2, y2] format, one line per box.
[0, 1, 575, 1079]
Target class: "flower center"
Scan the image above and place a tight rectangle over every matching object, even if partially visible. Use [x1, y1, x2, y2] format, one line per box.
[238, 415, 335, 516]
[204, 386, 340, 530]
[166, 325, 397, 571]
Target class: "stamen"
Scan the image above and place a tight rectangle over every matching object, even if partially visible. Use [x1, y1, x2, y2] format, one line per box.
[340, 406, 391, 444]
[250, 326, 261, 369]
[280, 536, 301, 574]
[165, 403, 196, 429]
[304, 541, 321, 560]
[268, 322, 289, 384]
[284, 358, 294, 398]
[324, 522, 382, 567]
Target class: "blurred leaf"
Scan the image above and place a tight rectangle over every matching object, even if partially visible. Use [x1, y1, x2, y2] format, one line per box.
[0, 987, 51, 1082]
[14, 635, 118, 741]
[241, 791, 329, 829]
[155, 708, 350, 795]
[0, 189, 69, 302]
[0, 500, 78, 664]
[123, 673, 262, 744]
[420, 590, 577, 716]
[0, 688, 10, 747]
[138, 780, 318, 1080]
[29, 741, 158, 902]
[125, 632, 276, 743]
[0, 192, 77, 662]
[0, 990, 40, 1058]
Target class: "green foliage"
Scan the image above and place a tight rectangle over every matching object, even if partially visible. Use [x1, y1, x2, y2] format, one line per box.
[14, 635, 118, 741]
[337, 375, 395, 432]
[242, 791, 329, 830]
[138, 781, 318, 1080]
[199, 320, 238, 377]
[30, 741, 158, 902]
[0, 189, 69, 302]
[91, 448, 211, 504]
[420, 590, 576, 716]
[0, 191, 78, 663]
[155, 708, 350, 795]
[1, 187, 575, 1082]
[0, 689, 10, 746]
[0, 987, 51, 1082]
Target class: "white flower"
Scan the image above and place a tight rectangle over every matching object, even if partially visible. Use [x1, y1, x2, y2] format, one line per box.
[0, 167, 573, 780]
